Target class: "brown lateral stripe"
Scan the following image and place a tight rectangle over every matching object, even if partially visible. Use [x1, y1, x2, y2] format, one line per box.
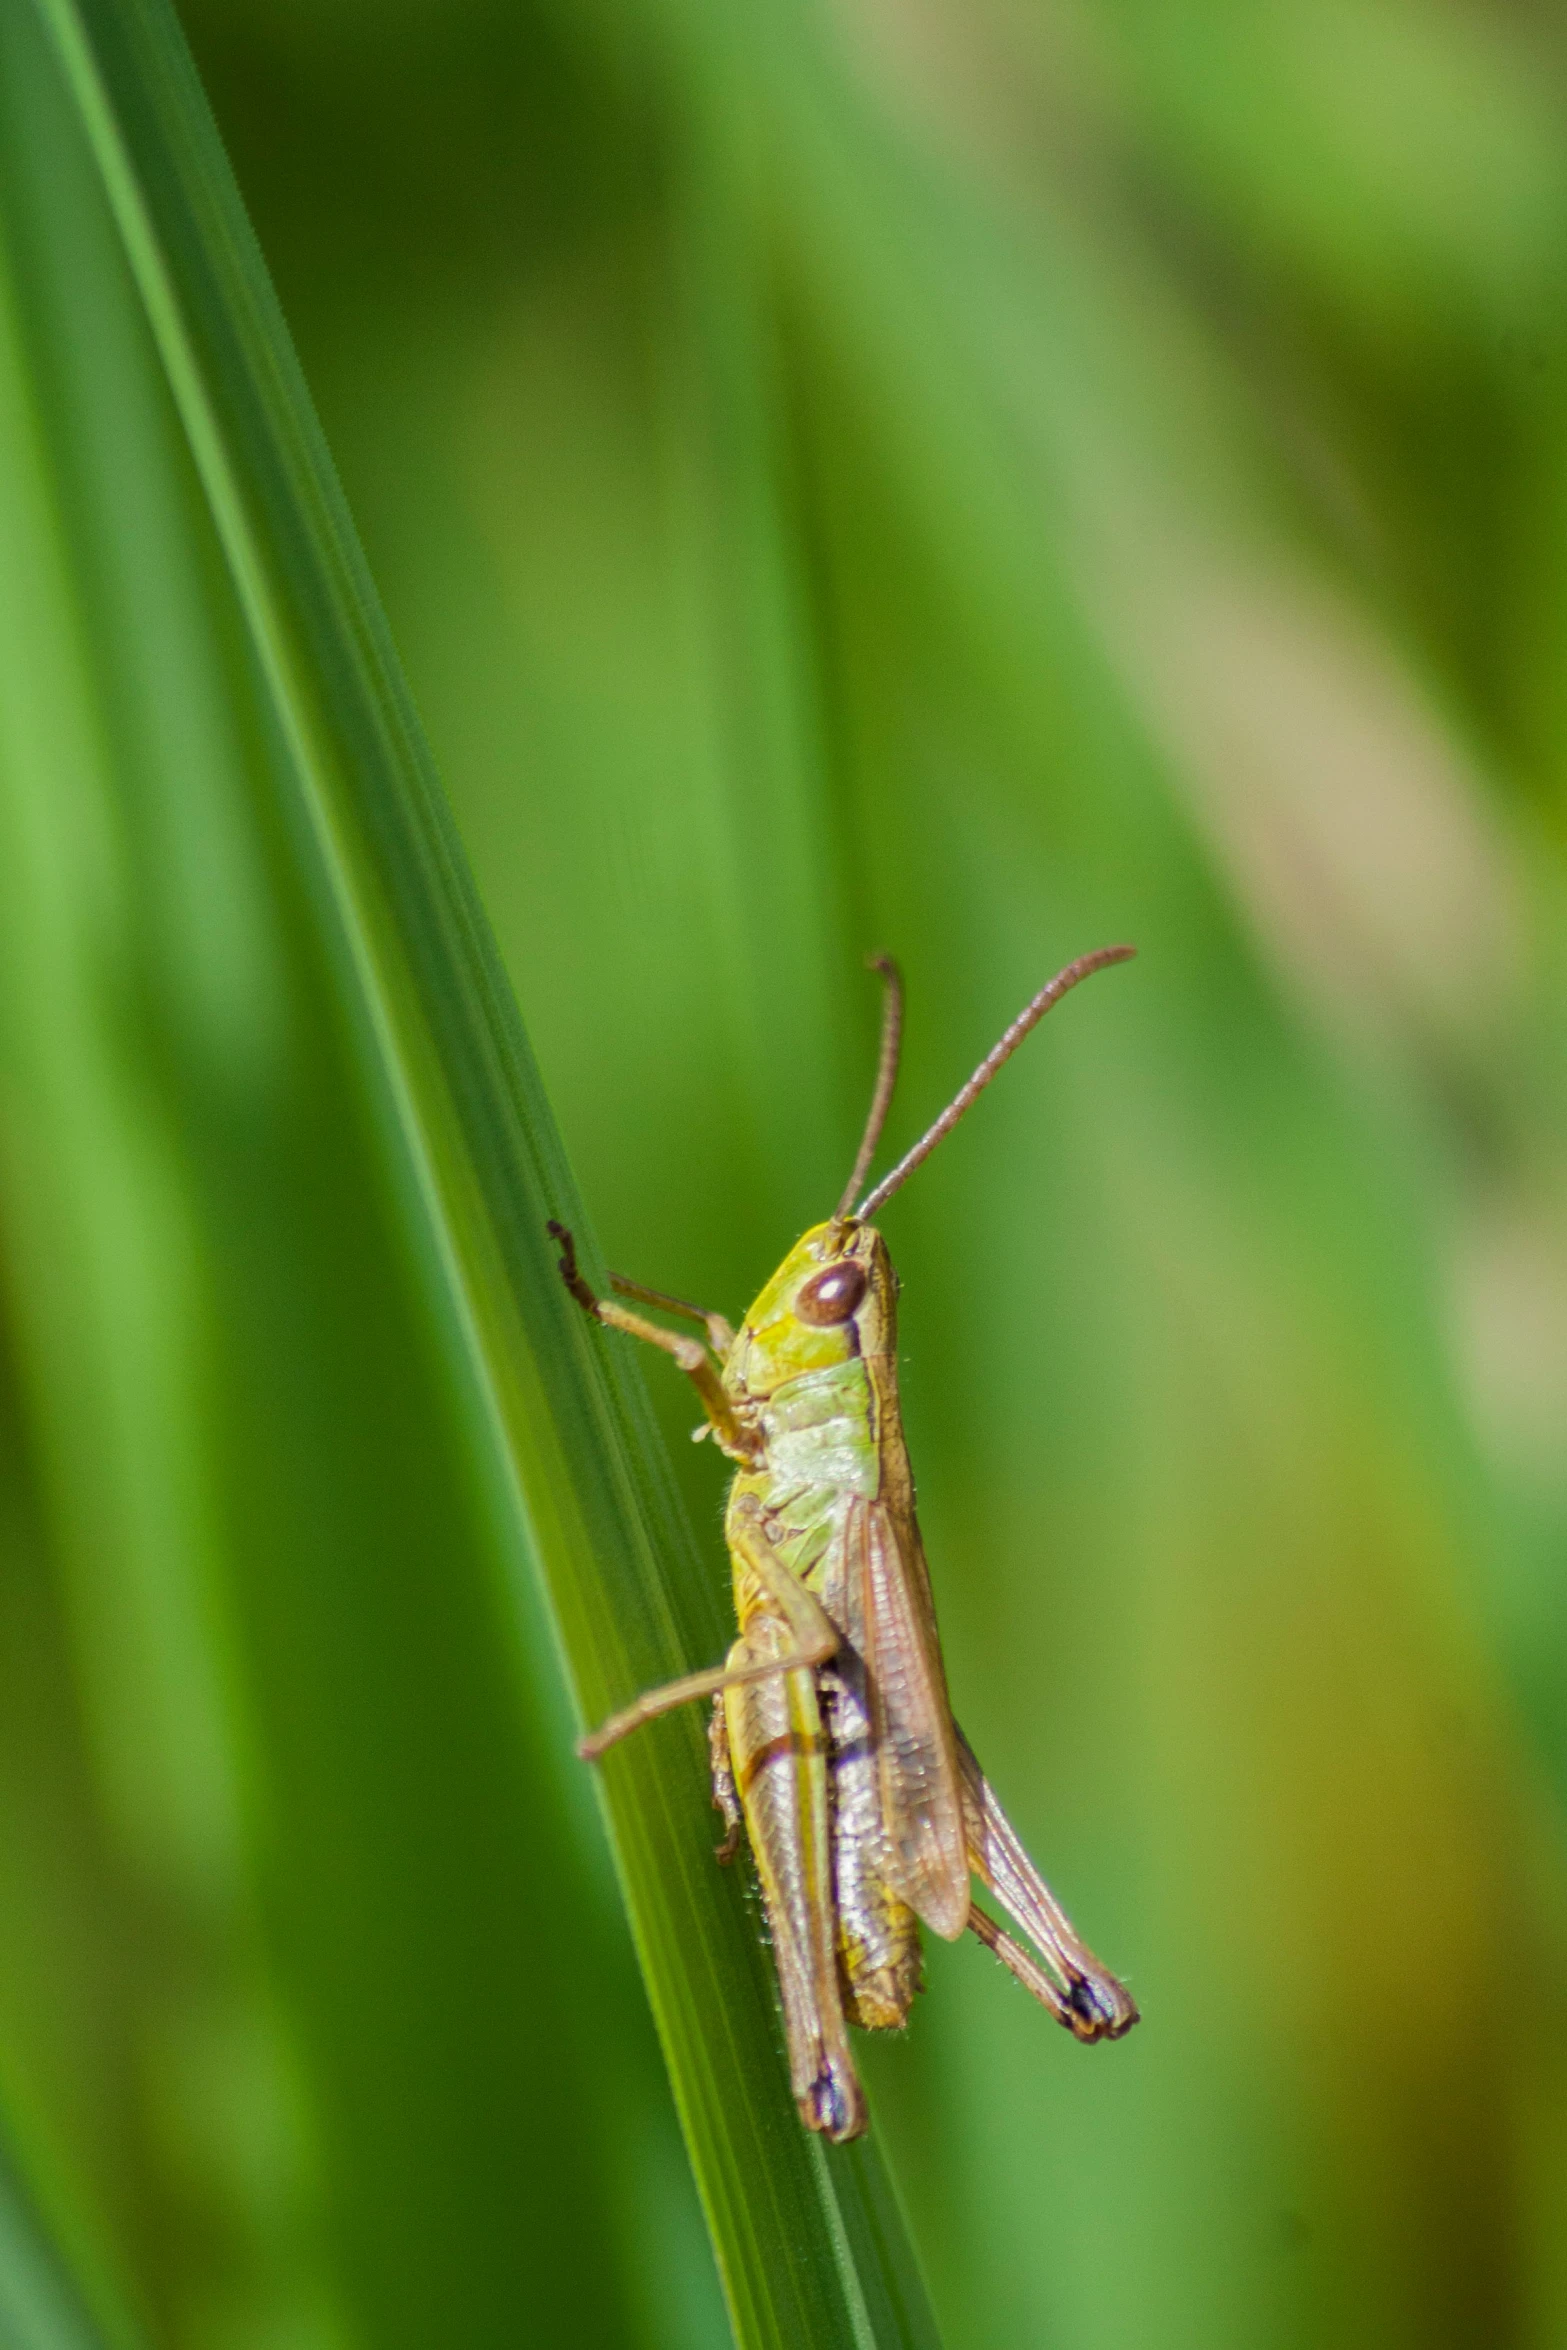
[734, 1729, 830, 1794]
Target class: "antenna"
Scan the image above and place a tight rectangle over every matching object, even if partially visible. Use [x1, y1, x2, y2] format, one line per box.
[832, 955, 904, 1225]
[854, 944, 1135, 1222]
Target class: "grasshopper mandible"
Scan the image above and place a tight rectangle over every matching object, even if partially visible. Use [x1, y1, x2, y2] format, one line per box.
[553, 945, 1139, 2141]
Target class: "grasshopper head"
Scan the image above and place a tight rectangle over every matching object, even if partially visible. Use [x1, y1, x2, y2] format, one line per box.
[725, 1220, 895, 1400]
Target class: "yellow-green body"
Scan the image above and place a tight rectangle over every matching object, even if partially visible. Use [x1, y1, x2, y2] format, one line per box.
[559, 945, 1141, 2142]
[712, 1221, 968, 2135]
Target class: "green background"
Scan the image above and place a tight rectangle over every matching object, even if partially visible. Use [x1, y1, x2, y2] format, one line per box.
[3, 0, 1567, 2345]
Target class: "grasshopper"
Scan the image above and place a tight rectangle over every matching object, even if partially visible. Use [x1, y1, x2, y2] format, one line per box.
[553, 945, 1138, 2141]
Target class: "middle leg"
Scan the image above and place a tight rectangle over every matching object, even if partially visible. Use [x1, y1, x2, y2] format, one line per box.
[577, 1498, 844, 1761]
[709, 1695, 742, 1864]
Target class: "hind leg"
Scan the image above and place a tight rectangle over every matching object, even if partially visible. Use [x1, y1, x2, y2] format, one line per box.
[726, 1623, 866, 2141]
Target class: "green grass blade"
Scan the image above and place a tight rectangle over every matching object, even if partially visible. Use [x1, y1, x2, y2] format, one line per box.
[24, 0, 942, 2341]
[0, 18, 659, 2331]
[0, 2126, 138, 2350]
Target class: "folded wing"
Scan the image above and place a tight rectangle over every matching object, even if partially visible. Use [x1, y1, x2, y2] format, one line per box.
[855, 1497, 971, 1941]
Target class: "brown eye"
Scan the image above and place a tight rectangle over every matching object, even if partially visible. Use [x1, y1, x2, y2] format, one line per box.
[794, 1260, 868, 1327]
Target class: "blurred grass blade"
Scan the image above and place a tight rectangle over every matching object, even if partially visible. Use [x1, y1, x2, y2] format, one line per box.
[23, 0, 942, 2342]
[0, 12, 650, 2335]
[0, 2126, 135, 2350]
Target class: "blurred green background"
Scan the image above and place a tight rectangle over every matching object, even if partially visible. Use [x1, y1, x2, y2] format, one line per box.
[4, 0, 1567, 2345]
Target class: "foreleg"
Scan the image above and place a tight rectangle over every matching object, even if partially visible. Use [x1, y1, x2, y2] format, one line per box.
[549, 1221, 759, 1466]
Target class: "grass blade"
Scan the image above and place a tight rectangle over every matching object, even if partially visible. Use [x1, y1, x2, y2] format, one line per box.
[24, 0, 943, 2340]
[0, 2119, 143, 2350]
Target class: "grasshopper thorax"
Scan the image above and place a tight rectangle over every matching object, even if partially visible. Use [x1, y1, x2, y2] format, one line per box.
[724, 1221, 896, 1404]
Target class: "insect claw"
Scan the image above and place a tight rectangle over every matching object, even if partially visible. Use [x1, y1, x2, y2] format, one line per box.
[806, 2067, 866, 2143]
[548, 1218, 599, 1316]
[1068, 1975, 1139, 2038]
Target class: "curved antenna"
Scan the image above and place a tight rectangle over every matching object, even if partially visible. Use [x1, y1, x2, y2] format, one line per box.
[832, 955, 904, 1225]
[855, 944, 1135, 1222]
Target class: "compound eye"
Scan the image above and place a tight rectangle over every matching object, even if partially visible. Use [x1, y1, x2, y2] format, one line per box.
[794, 1260, 868, 1327]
